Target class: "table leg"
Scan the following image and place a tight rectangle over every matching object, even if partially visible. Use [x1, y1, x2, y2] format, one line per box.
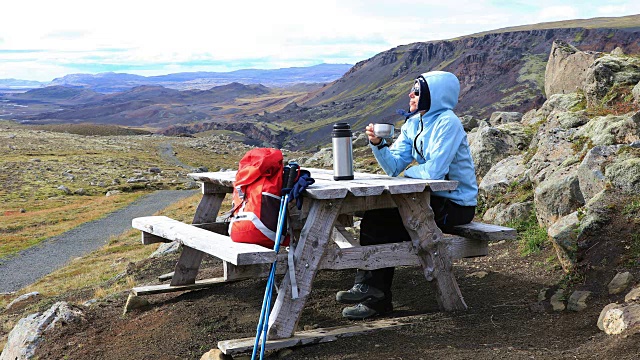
[267, 198, 343, 339]
[392, 192, 467, 311]
[171, 192, 225, 286]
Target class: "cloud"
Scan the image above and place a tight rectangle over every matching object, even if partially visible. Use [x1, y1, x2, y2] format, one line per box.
[44, 30, 91, 40]
[1, 0, 639, 81]
[537, 6, 578, 21]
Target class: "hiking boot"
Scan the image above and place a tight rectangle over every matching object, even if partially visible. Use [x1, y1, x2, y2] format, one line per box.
[335, 283, 385, 304]
[342, 301, 392, 320]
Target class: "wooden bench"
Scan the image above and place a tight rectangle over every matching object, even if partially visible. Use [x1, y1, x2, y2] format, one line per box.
[131, 216, 516, 296]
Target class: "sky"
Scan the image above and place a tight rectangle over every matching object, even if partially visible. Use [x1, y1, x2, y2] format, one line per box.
[1, 0, 639, 82]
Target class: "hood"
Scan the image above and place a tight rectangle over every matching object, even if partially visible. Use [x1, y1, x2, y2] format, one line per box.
[415, 71, 460, 117]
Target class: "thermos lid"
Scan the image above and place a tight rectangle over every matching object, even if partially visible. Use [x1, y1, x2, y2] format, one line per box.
[332, 122, 352, 137]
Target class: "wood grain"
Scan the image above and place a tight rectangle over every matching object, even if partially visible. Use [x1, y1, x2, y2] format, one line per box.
[392, 192, 467, 311]
[219, 316, 419, 355]
[268, 198, 344, 339]
[448, 222, 517, 241]
[132, 216, 277, 266]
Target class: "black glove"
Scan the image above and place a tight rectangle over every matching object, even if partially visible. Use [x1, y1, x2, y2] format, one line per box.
[290, 170, 314, 209]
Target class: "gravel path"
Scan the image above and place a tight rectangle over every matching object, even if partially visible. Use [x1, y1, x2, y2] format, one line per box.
[0, 190, 198, 293]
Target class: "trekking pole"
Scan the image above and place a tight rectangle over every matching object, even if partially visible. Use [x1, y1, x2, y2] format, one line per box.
[251, 162, 299, 360]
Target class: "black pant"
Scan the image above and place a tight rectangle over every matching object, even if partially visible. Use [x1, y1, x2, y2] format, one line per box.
[355, 195, 475, 311]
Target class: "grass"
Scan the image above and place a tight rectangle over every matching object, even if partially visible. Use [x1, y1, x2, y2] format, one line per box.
[628, 233, 640, 267]
[13, 192, 206, 302]
[0, 192, 145, 257]
[32, 124, 152, 136]
[506, 208, 549, 256]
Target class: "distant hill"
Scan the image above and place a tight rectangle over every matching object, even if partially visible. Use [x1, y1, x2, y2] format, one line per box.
[8, 86, 105, 105]
[0, 78, 46, 90]
[47, 63, 353, 92]
[1, 82, 298, 129]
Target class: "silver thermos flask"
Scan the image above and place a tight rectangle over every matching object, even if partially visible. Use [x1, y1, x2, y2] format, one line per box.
[332, 122, 354, 180]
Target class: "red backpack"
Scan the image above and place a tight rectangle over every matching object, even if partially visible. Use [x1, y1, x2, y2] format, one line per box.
[228, 148, 289, 248]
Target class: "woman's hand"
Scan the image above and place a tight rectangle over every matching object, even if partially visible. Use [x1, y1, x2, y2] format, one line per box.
[365, 123, 382, 146]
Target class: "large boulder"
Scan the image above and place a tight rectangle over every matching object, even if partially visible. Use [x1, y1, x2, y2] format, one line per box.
[1, 302, 84, 360]
[606, 148, 640, 194]
[534, 167, 585, 227]
[470, 127, 513, 178]
[482, 201, 533, 226]
[634, 81, 640, 104]
[470, 124, 531, 179]
[583, 54, 640, 107]
[525, 114, 580, 184]
[577, 190, 612, 237]
[548, 211, 580, 272]
[479, 155, 527, 194]
[577, 145, 622, 203]
[545, 40, 601, 97]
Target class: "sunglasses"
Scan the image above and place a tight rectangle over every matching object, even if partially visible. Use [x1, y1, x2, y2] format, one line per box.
[411, 82, 420, 96]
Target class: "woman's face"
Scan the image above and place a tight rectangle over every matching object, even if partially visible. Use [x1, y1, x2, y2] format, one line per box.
[409, 81, 420, 112]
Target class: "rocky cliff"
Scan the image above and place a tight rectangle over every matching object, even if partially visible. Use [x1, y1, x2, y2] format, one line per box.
[470, 46, 639, 274]
[276, 24, 640, 150]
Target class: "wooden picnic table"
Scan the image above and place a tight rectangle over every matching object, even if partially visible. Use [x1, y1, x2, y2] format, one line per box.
[187, 168, 464, 337]
[133, 168, 517, 354]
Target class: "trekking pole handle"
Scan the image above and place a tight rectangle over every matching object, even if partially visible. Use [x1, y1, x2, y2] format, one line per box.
[282, 166, 291, 191]
[285, 162, 299, 189]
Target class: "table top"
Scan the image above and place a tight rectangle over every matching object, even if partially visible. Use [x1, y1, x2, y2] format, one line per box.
[189, 168, 458, 200]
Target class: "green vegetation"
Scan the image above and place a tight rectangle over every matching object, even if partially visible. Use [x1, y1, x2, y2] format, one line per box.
[574, 31, 584, 43]
[506, 209, 549, 256]
[493, 87, 540, 109]
[622, 197, 640, 220]
[0, 124, 251, 257]
[629, 233, 640, 266]
[558, 271, 586, 289]
[571, 135, 595, 155]
[33, 124, 152, 136]
[0, 193, 144, 257]
[586, 84, 640, 117]
[522, 146, 538, 164]
[569, 90, 587, 112]
[518, 54, 547, 91]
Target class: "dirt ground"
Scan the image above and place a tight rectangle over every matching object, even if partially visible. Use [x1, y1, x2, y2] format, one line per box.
[30, 231, 640, 360]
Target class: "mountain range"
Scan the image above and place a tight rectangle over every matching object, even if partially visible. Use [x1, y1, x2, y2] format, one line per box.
[2, 14, 640, 150]
[0, 64, 353, 92]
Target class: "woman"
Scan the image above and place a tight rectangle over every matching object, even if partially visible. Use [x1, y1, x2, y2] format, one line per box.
[337, 71, 479, 320]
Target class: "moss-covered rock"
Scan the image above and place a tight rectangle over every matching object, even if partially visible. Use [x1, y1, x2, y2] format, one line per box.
[534, 167, 585, 227]
[548, 211, 580, 272]
[578, 145, 622, 202]
[606, 156, 640, 194]
[633, 81, 640, 104]
[575, 113, 640, 146]
[583, 55, 640, 107]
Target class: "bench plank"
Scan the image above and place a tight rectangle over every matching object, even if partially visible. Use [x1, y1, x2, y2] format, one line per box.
[132, 277, 228, 296]
[132, 216, 276, 266]
[219, 315, 419, 355]
[448, 222, 517, 241]
[321, 235, 486, 270]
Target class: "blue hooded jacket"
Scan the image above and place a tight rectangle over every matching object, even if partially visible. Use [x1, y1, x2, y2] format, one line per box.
[370, 71, 478, 206]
